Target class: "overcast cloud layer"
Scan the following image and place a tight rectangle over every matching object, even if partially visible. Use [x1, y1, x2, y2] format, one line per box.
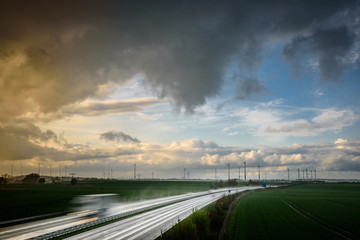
[1, 0, 359, 120]
[0, 0, 359, 179]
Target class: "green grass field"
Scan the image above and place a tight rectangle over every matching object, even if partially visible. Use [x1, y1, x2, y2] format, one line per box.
[0, 179, 228, 222]
[227, 183, 360, 240]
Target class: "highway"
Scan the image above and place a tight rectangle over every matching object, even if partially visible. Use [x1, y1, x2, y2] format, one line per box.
[0, 190, 212, 240]
[65, 186, 262, 240]
[0, 186, 263, 240]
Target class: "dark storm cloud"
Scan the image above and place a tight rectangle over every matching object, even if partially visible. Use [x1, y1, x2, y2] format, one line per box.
[329, 160, 360, 171]
[0, 120, 141, 161]
[61, 98, 160, 117]
[0, 0, 358, 120]
[0, 120, 58, 143]
[283, 26, 355, 81]
[0, 120, 63, 160]
[100, 131, 140, 144]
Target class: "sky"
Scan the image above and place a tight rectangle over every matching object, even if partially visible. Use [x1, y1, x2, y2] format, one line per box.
[0, 0, 359, 180]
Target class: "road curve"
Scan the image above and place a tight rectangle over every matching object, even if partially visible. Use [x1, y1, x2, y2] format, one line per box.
[0, 189, 236, 240]
[0, 186, 263, 240]
[66, 186, 262, 240]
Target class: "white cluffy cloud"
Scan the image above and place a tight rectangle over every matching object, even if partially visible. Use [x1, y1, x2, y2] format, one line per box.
[220, 100, 357, 137]
[1, 125, 359, 178]
[261, 108, 356, 136]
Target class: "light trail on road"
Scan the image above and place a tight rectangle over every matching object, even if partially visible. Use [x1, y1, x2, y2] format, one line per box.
[66, 186, 262, 240]
[0, 189, 232, 240]
[0, 186, 264, 240]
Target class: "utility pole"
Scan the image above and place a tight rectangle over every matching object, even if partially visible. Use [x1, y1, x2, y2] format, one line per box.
[238, 167, 241, 180]
[306, 169, 308, 180]
[134, 164, 136, 180]
[310, 170, 313, 179]
[244, 161, 246, 180]
[314, 169, 316, 179]
[69, 173, 76, 180]
[258, 165, 260, 180]
[302, 169, 304, 179]
[227, 163, 230, 180]
[183, 168, 186, 179]
[287, 168, 290, 181]
[59, 164, 62, 178]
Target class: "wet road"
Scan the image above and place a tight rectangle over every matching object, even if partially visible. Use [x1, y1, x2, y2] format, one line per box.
[66, 186, 262, 240]
[0, 186, 262, 239]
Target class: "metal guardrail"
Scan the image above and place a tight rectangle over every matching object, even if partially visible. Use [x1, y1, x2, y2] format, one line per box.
[0, 211, 69, 227]
[27, 192, 217, 240]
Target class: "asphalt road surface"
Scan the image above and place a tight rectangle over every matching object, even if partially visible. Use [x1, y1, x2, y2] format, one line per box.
[66, 186, 262, 240]
[0, 186, 262, 240]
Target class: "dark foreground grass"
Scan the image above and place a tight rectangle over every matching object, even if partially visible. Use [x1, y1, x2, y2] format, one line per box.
[227, 183, 360, 240]
[159, 209, 211, 240]
[159, 191, 245, 240]
[0, 180, 218, 222]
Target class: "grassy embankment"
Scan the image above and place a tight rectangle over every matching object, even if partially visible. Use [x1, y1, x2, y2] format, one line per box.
[159, 191, 245, 240]
[0, 179, 245, 222]
[227, 183, 360, 240]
